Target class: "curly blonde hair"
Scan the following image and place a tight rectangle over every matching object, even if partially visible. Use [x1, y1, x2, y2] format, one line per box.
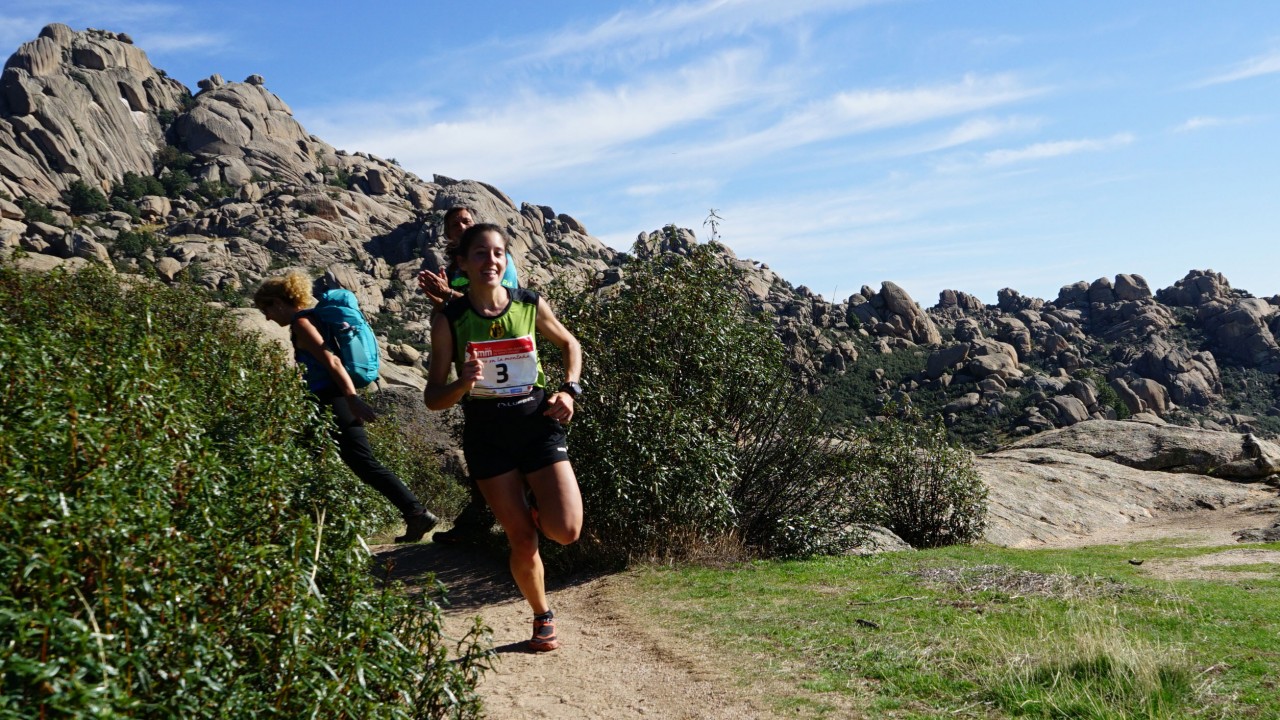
[253, 271, 315, 310]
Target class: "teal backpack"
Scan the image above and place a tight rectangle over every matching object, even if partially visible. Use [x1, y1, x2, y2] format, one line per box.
[304, 288, 380, 388]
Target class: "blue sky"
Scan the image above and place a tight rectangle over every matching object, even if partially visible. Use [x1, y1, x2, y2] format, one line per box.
[4, 1, 1279, 304]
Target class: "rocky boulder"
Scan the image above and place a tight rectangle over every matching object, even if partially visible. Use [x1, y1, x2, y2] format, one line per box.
[979, 447, 1268, 547]
[0, 24, 190, 200]
[1006, 419, 1280, 480]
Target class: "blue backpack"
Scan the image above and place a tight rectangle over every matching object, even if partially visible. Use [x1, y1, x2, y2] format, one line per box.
[305, 288, 380, 388]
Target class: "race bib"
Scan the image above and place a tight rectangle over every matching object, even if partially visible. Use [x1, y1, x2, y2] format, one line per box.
[467, 336, 539, 398]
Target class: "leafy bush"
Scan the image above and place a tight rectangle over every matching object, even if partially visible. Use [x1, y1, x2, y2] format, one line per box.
[113, 229, 165, 258]
[112, 170, 166, 201]
[196, 180, 234, 203]
[63, 179, 109, 215]
[15, 197, 56, 225]
[546, 244, 868, 564]
[159, 169, 193, 198]
[847, 408, 988, 548]
[0, 264, 488, 718]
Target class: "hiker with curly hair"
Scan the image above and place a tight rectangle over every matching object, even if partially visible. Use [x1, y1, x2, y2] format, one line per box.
[255, 271, 438, 542]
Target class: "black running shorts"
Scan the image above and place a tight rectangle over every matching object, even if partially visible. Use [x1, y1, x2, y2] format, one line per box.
[462, 410, 569, 481]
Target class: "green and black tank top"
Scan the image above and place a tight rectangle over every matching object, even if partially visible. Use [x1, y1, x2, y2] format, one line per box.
[443, 288, 547, 417]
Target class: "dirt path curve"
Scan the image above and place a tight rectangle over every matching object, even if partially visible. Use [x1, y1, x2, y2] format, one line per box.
[373, 541, 778, 720]
[370, 497, 1279, 719]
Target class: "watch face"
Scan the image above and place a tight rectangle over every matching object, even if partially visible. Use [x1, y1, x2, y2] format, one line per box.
[563, 382, 583, 398]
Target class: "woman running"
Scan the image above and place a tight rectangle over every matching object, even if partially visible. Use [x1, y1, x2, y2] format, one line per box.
[254, 272, 438, 542]
[424, 223, 584, 652]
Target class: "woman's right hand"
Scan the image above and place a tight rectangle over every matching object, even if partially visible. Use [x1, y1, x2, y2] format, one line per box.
[460, 346, 484, 389]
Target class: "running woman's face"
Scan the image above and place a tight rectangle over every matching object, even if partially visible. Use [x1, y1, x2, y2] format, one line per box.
[460, 230, 506, 287]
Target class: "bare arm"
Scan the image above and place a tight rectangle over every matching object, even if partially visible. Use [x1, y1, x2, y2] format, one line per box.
[294, 315, 377, 422]
[536, 297, 582, 422]
[423, 313, 483, 410]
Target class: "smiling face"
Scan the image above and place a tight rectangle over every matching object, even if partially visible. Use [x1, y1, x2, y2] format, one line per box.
[458, 228, 507, 288]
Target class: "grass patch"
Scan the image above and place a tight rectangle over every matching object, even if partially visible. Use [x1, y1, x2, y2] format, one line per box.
[623, 541, 1280, 718]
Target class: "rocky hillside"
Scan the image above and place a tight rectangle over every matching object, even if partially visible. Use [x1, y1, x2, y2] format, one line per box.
[4, 24, 1280, 448]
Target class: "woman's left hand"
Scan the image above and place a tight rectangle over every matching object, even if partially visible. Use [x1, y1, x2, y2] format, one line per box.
[544, 392, 575, 423]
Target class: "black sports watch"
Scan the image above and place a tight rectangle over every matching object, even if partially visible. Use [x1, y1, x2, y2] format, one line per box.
[559, 381, 583, 399]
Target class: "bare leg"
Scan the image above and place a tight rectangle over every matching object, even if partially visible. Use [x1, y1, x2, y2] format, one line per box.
[526, 461, 583, 546]
[477, 470, 548, 614]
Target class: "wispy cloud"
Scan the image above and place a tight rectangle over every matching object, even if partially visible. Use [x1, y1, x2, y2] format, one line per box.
[313, 49, 770, 184]
[135, 31, 226, 52]
[526, 0, 885, 63]
[907, 116, 1042, 155]
[681, 73, 1045, 165]
[1173, 115, 1261, 133]
[1194, 49, 1280, 87]
[983, 133, 1133, 166]
[625, 179, 719, 197]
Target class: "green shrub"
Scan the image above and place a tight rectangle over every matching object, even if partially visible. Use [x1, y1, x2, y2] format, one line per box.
[847, 408, 988, 548]
[0, 264, 488, 718]
[545, 244, 867, 563]
[15, 197, 56, 225]
[63, 179, 109, 215]
[159, 169, 193, 198]
[113, 229, 165, 258]
[109, 195, 142, 220]
[196, 180, 234, 203]
[112, 170, 166, 201]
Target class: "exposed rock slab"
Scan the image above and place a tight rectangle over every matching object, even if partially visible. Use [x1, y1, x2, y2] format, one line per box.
[979, 447, 1272, 547]
[1006, 419, 1280, 480]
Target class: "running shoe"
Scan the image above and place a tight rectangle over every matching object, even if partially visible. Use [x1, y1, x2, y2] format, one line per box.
[529, 612, 559, 652]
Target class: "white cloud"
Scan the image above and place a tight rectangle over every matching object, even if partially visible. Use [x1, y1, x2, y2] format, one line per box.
[313, 49, 770, 184]
[625, 179, 719, 197]
[903, 116, 1042, 155]
[1195, 50, 1280, 87]
[983, 133, 1133, 166]
[1173, 115, 1260, 133]
[678, 73, 1044, 164]
[135, 31, 226, 52]
[526, 0, 885, 63]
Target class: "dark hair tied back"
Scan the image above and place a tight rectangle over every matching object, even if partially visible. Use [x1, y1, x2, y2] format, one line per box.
[456, 222, 506, 258]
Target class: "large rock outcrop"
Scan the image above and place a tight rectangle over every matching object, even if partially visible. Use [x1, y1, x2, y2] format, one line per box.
[0, 24, 189, 200]
[1006, 419, 1280, 480]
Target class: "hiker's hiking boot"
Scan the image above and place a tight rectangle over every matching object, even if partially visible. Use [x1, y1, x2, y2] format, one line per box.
[432, 496, 493, 545]
[529, 611, 559, 652]
[395, 509, 439, 543]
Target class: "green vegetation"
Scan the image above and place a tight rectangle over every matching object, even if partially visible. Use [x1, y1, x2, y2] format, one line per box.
[113, 229, 165, 258]
[63, 179, 109, 215]
[112, 170, 166, 202]
[15, 197, 56, 225]
[546, 244, 868, 563]
[626, 541, 1280, 718]
[847, 408, 988, 548]
[0, 264, 488, 718]
[546, 244, 985, 564]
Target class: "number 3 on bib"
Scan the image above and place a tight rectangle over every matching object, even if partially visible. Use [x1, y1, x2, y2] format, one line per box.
[466, 337, 538, 398]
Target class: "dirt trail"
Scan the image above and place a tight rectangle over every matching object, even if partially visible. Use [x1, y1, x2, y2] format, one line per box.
[373, 541, 779, 720]
[372, 499, 1278, 719]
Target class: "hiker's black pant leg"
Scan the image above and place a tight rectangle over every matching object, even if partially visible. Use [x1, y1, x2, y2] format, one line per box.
[328, 398, 424, 518]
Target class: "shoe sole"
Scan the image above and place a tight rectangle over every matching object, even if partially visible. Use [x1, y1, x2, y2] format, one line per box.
[528, 638, 560, 652]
